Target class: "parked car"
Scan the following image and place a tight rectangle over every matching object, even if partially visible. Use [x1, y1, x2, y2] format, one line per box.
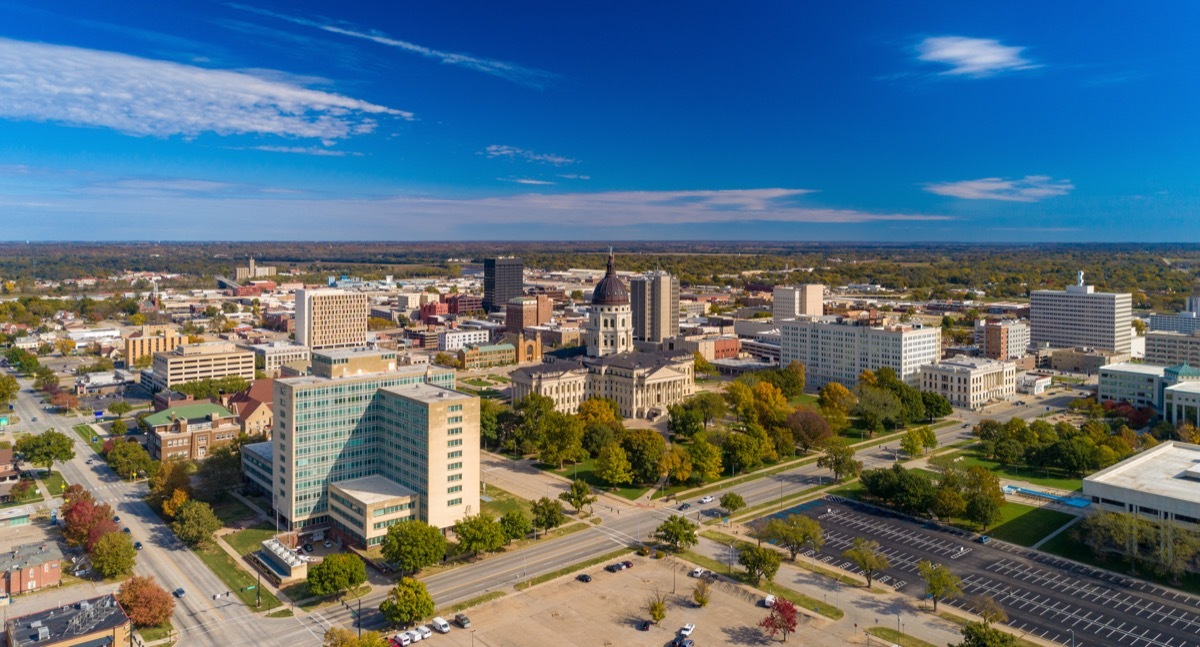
[86, 459, 93, 465]
[430, 617, 451, 634]
[621, 560, 634, 569]
[323, 539, 333, 549]
[174, 588, 186, 598]
[677, 502, 692, 511]
[638, 620, 651, 631]
[680, 623, 695, 637]
[605, 563, 623, 573]
[134, 542, 143, 550]
[576, 573, 592, 583]
[698, 495, 714, 504]
[302, 544, 314, 553]
[403, 629, 422, 642]
[977, 535, 991, 544]
[762, 594, 776, 608]
[690, 567, 707, 578]
[414, 626, 432, 640]
[454, 613, 472, 628]
[390, 633, 412, 647]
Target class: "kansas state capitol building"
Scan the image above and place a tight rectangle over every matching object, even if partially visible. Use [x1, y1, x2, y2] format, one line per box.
[510, 252, 694, 418]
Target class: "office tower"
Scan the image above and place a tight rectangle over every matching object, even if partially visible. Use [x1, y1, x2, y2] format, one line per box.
[123, 325, 183, 367]
[973, 319, 1031, 360]
[295, 288, 368, 350]
[780, 316, 942, 389]
[1029, 272, 1132, 354]
[269, 348, 477, 540]
[505, 295, 553, 334]
[773, 285, 824, 322]
[483, 257, 523, 313]
[142, 342, 256, 392]
[1149, 296, 1200, 334]
[630, 270, 680, 343]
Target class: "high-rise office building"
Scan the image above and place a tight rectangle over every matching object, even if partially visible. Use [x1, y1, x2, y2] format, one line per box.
[780, 316, 941, 389]
[773, 285, 824, 322]
[630, 271, 680, 343]
[505, 295, 553, 334]
[142, 342, 256, 392]
[483, 257, 523, 313]
[1149, 296, 1200, 334]
[295, 288, 368, 350]
[973, 319, 1031, 360]
[269, 348, 477, 542]
[1030, 272, 1132, 355]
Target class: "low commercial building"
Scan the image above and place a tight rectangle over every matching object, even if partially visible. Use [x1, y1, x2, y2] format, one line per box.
[457, 343, 516, 370]
[0, 542, 63, 596]
[919, 357, 1017, 410]
[1145, 330, 1200, 367]
[1019, 373, 1052, 395]
[3, 593, 131, 647]
[680, 336, 741, 362]
[142, 342, 256, 393]
[73, 370, 134, 396]
[66, 328, 122, 344]
[241, 341, 311, 378]
[241, 441, 273, 496]
[0, 506, 32, 528]
[251, 538, 307, 586]
[328, 475, 417, 548]
[1049, 346, 1130, 374]
[1083, 441, 1200, 527]
[438, 329, 490, 352]
[145, 403, 241, 461]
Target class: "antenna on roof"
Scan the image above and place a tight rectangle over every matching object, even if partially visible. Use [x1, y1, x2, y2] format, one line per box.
[1078, 270, 1085, 287]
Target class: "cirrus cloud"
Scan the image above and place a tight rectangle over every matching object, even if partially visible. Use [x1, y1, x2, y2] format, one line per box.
[916, 36, 1037, 77]
[0, 37, 410, 140]
[484, 145, 576, 165]
[924, 175, 1074, 202]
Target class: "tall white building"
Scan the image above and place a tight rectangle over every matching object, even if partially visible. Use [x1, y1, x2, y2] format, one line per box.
[1149, 296, 1200, 334]
[780, 316, 941, 389]
[1030, 272, 1132, 355]
[630, 270, 680, 343]
[295, 289, 368, 350]
[773, 285, 824, 322]
[919, 357, 1016, 410]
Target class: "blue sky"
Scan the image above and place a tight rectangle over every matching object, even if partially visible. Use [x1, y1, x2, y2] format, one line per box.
[0, 1, 1196, 241]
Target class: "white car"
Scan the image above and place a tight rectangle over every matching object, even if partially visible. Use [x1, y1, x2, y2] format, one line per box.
[698, 496, 714, 504]
[414, 626, 432, 640]
[690, 567, 707, 578]
[680, 623, 696, 636]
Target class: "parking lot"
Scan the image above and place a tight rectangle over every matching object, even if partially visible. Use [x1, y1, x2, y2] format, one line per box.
[405, 554, 812, 647]
[781, 495, 1200, 647]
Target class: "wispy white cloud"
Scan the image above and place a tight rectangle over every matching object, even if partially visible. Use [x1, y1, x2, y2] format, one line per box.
[484, 145, 576, 165]
[557, 174, 590, 180]
[916, 36, 1036, 77]
[500, 178, 556, 185]
[248, 146, 361, 157]
[924, 176, 1074, 202]
[0, 37, 409, 140]
[228, 3, 557, 88]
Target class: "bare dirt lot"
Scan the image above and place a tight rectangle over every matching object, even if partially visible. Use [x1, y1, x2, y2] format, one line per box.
[418, 554, 819, 647]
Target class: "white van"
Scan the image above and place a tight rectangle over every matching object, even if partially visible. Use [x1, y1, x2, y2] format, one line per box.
[762, 594, 776, 608]
[391, 633, 412, 646]
[431, 617, 451, 634]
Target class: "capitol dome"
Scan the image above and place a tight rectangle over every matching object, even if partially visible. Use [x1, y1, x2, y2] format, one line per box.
[591, 252, 629, 306]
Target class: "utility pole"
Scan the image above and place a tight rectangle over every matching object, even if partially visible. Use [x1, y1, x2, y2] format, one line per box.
[256, 569, 261, 608]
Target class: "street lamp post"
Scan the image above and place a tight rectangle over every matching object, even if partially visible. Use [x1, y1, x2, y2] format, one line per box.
[896, 613, 901, 635]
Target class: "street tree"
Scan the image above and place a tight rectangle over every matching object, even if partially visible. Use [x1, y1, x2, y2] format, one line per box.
[382, 520, 447, 574]
[900, 428, 926, 457]
[454, 513, 505, 557]
[954, 622, 1017, 647]
[106, 441, 151, 480]
[62, 498, 114, 548]
[738, 545, 782, 584]
[322, 628, 389, 647]
[758, 597, 799, 642]
[110, 419, 127, 436]
[659, 443, 694, 485]
[763, 514, 823, 561]
[91, 532, 136, 578]
[653, 515, 699, 551]
[595, 441, 633, 486]
[817, 438, 862, 482]
[818, 382, 857, 431]
[559, 479, 597, 514]
[498, 510, 532, 543]
[918, 560, 962, 611]
[171, 500, 222, 547]
[108, 401, 133, 418]
[161, 489, 190, 518]
[149, 460, 193, 509]
[719, 492, 746, 516]
[531, 497, 566, 538]
[85, 515, 121, 552]
[842, 537, 889, 587]
[117, 575, 175, 627]
[787, 408, 832, 454]
[308, 553, 367, 597]
[0, 374, 18, 406]
[687, 435, 723, 483]
[379, 578, 435, 629]
[14, 430, 75, 475]
[623, 428, 667, 485]
[971, 594, 1008, 626]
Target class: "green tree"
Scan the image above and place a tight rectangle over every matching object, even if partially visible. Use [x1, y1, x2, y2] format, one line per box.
[653, 515, 699, 551]
[381, 520, 446, 574]
[963, 467, 1006, 530]
[498, 510, 532, 543]
[110, 419, 127, 436]
[91, 531, 136, 578]
[196, 441, 243, 502]
[667, 405, 704, 441]
[478, 398, 506, 450]
[108, 400, 133, 418]
[722, 431, 762, 475]
[932, 486, 967, 521]
[817, 437, 862, 482]
[379, 578, 435, 629]
[0, 374, 18, 406]
[323, 627, 390, 647]
[692, 578, 711, 607]
[918, 560, 962, 611]
[841, 537, 889, 587]
[687, 435, 723, 483]
[738, 545, 782, 584]
[531, 497, 566, 539]
[818, 382, 857, 431]
[595, 441, 633, 486]
[763, 515, 823, 561]
[900, 428, 926, 457]
[538, 412, 586, 468]
[689, 391, 728, 427]
[719, 492, 746, 516]
[15, 430, 75, 476]
[922, 391, 953, 420]
[623, 428, 667, 484]
[171, 500, 222, 547]
[953, 622, 1016, 647]
[693, 352, 717, 376]
[454, 513, 505, 557]
[106, 441, 152, 480]
[149, 459, 193, 509]
[308, 553, 367, 597]
[559, 479, 597, 514]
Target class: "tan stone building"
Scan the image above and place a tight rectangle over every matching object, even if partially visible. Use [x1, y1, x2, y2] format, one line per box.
[122, 325, 182, 367]
[458, 343, 516, 370]
[142, 342, 255, 392]
[295, 288, 368, 349]
[145, 402, 241, 461]
[919, 357, 1016, 410]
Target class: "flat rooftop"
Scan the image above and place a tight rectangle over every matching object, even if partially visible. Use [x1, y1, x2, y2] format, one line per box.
[242, 441, 272, 462]
[5, 594, 128, 647]
[380, 381, 473, 404]
[278, 362, 441, 386]
[0, 505, 33, 523]
[329, 475, 416, 505]
[1085, 441, 1200, 504]
[1099, 362, 1166, 376]
[314, 346, 394, 360]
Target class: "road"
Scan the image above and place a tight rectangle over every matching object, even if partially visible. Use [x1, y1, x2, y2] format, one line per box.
[7, 372, 329, 647]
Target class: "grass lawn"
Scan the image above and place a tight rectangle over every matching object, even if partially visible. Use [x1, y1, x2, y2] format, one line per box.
[71, 424, 105, 454]
[193, 544, 284, 611]
[480, 484, 533, 519]
[211, 498, 259, 526]
[550, 458, 649, 500]
[463, 378, 491, 387]
[0, 486, 44, 508]
[437, 591, 506, 616]
[867, 627, 937, 647]
[984, 504, 1076, 547]
[138, 621, 174, 642]
[266, 609, 294, 618]
[1039, 532, 1200, 596]
[788, 393, 820, 409]
[946, 450, 1083, 491]
[41, 471, 67, 496]
[224, 523, 277, 556]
